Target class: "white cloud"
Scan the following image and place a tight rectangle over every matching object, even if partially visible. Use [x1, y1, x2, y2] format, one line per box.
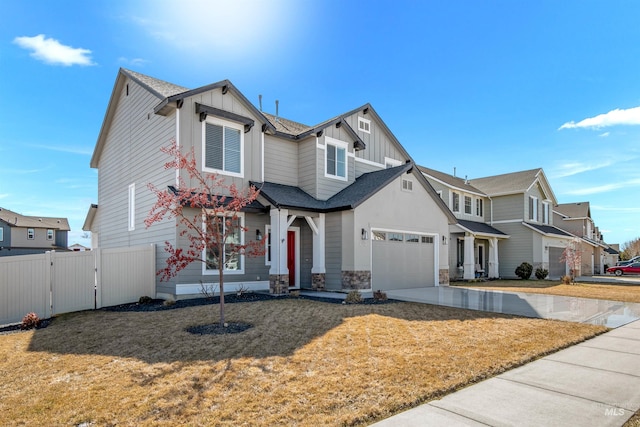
[599, 132, 610, 137]
[27, 143, 93, 155]
[559, 106, 640, 130]
[565, 178, 640, 196]
[118, 57, 149, 67]
[551, 161, 612, 178]
[13, 34, 95, 66]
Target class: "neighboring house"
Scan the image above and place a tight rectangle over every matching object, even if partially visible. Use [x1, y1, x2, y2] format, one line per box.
[469, 168, 579, 279]
[0, 207, 70, 256]
[604, 245, 620, 269]
[553, 202, 608, 275]
[419, 167, 509, 280]
[68, 243, 90, 252]
[86, 68, 456, 299]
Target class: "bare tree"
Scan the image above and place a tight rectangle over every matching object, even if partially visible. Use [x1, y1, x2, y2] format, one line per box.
[560, 237, 582, 284]
[621, 237, 640, 260]
[145, 140, 265, 326]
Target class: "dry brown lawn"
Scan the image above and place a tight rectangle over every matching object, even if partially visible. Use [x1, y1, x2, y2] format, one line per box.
[454, 279, 640, 303]
[0, 298, 606, 426]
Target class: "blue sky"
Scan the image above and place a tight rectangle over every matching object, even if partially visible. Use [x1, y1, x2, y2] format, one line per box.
[1, 0, 639, 248]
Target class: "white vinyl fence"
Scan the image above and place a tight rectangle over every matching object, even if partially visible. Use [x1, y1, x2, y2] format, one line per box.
[0, 244, 155, 325]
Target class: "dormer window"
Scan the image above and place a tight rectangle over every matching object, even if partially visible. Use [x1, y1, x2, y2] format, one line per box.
[358, 117, 371, 134]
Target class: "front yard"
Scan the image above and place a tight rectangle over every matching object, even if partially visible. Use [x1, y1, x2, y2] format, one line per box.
[0, 297, 606, 426]
[453, 279, 640, 303]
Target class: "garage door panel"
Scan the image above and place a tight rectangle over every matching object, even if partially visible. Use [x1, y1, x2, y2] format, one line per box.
[372, 233, 435, 290]
[549, 247, 566, 278]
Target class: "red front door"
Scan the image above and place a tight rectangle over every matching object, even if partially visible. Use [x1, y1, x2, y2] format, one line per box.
[287, 230, 296, 287]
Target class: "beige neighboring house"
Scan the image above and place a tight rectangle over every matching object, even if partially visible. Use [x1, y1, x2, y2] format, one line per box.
[68, 243, 90, 252]
[85, 68, 456, 299]
[553, 202, 609, 275]
[0, 207, 70, 256]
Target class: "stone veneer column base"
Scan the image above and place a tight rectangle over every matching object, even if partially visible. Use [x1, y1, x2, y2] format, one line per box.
[439, 269, 450, 286]
[312, 273, 326, 290]
[269, 275, 290, 295]
[341, 270, 371, 290]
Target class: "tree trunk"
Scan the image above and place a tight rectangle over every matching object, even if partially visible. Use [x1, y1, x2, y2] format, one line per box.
[219, 261, 225, 327]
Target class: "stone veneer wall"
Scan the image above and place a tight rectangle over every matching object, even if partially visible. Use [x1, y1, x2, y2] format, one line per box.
[312, 273, 325, 290]
[269, 274, 289, 295]
[439, 268, 450, 286]
[341, 270, 371, 290]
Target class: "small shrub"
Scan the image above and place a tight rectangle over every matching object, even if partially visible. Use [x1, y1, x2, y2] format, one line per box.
[373, 290, 387, 301]
[560, 275, 572, 285]
[289, 290, 300, 297]
[163, 299, 176, 307]
[515, 262, 533, 280]
[21, 312, 40, 330]
[139, 296, 153, 304]
[535, 268, 548, 280]
[344, 290, 363, 304]
[236, 284, 249, 296]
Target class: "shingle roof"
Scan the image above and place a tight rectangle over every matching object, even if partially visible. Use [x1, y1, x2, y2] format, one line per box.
[253, 163, 413, 212]
[122, 68, 189, 99]
[261, 112, 312, 135]
[457, 219, 508, 237]
[0, 207, 70, 231]
[471, 168, 542, 196]
[605, 246, 620, 255]
[554, 202, 591, 219]
[524, 222, 573, 237]
[419, 166, 485, 195]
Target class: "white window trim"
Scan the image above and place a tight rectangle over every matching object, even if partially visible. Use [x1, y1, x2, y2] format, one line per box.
[384, 157, 403, 168]
[128, 183, 135, 231]
[476, 198, 483, 217]
[47, 229, 54, 241]
[202, 116, 245, 178]
[529, 196, 538, 221]
[324, 136, 348, 181]
[464, 195, 472, 215]
[542, 202, 550, 224]
[358, 117, 371, 134]
[27, 228, 35, 240]
[402, 178, 413, 192]
[0, 227, 3, 242]
[264, 225, 271, 266]
[452, 191, 461, 213]
[202, 212, 245, 275]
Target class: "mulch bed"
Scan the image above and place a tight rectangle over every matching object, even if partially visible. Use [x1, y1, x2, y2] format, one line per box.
[0, 319, 52, 335]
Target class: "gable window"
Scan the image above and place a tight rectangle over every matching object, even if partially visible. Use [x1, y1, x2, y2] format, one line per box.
[358, 117, 371, 133]
[529, 196, 538, 221]
[128, 183, 135, 231]
[47, 229, 54, 241]
[203, 119, 244, 177]
[464, 196, 472, 214]
[204, 214, 244, 274]
[402, 179, 413, 192]
[452, 192, 460, 213]
[542, 202, 550, 224]
[476, 198, 483, 217]
[27, 228, 35, 240]
[0, 227, 3, 241]
[325, 137, 347, 180]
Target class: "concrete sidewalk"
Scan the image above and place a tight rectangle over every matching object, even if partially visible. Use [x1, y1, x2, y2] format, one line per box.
[371, 319, 640, 426]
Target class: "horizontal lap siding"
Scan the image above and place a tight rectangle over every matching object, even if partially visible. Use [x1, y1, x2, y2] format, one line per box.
[494, 223, 533, 278]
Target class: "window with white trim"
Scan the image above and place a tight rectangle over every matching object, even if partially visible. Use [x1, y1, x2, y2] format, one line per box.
[27, 228, 35, 239]
[385, 157, 402, 168]
[464, 196, 472, 214]
[402, 179, 413, 192]
[203, 118, 244, 177]
[204, 214, 244, 274]
[0, 227, 3, 241]
[325, 138, 347, 180]
[529, 196, 538, 221]
[265, 225, 271, 265]
[358, 117, 371, 133]
[452, 192, 460, 212]
[47, 229, 54, 241]
[128, 183, 135, 231]
[542, 202, 550, 224]
[476, 198, 483, 217]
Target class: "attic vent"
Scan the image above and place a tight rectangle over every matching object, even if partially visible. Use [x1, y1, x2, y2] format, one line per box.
[358, 117, 371, 134]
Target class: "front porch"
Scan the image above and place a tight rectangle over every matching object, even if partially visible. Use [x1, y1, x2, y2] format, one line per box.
[450, 220, 509, 281]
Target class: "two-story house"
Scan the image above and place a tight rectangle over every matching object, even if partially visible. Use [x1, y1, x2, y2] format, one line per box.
[0, 207, 70, 256]
[419, 167, 509, 280]
[86, 68, 456, 299]
[470, 168, 576, 279]
[553, 202, 607, 275]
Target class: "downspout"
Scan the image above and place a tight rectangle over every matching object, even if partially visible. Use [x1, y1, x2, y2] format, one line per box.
[261, 129, 265, 182]
[175, 108, 180, 188]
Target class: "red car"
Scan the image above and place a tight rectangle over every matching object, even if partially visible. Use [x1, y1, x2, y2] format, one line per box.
[607, 262, 640, 276]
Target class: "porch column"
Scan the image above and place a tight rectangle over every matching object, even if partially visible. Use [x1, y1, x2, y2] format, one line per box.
[269, 208, 289, 294]
[463, 234, 475, 280]
[306, 213, 326, 290]
[488, 237, 499, 278]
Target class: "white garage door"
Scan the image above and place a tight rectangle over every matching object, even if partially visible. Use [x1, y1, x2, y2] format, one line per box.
[372, 231, 435, 290]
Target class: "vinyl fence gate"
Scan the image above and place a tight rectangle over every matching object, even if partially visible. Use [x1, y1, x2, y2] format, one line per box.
[0, 244, 156, 325]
